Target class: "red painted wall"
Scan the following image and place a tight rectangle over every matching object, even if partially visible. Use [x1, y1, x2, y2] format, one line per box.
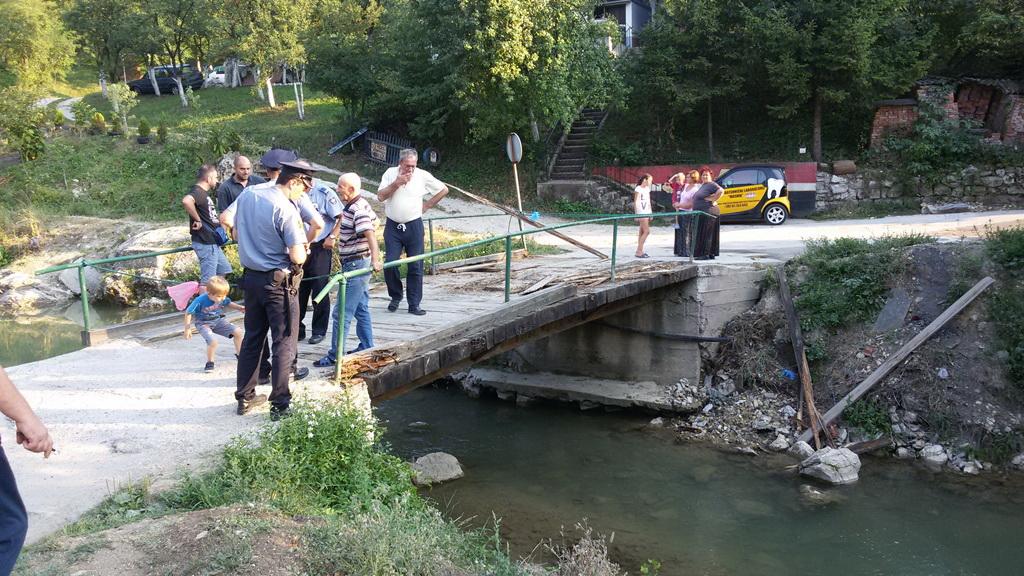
[592, 162, 818, 190]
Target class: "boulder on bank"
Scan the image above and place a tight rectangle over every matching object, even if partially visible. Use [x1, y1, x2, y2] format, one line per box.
[58, 261, 103, 297]
[799, 447, 861, 485]
[788, 441, 815, 460]
[920, 444, 948, 469]
[412, 452, 464, 486]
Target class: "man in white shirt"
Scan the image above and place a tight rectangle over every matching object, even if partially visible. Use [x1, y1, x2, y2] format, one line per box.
[376, 148, 448, 315]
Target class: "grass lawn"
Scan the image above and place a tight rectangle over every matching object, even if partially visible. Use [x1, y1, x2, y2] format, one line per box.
[50, 65, 104, 99]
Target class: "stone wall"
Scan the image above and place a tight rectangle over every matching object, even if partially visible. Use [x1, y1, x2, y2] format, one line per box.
[817, 165, 1024, 213]
[536, 178, 635, 213]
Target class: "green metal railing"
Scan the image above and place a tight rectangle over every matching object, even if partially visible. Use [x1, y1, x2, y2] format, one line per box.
[315, 210, 710, 380]
[33, 209, 711, 360]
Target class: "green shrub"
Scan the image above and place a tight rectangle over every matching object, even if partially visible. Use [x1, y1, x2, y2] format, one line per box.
[52, 108, 65, 129]
[788, 235, 933, 331]
[303, 504, 525, 576]
[984, 226, 1024, 390]
[843, 398, 891, 437]
[71, 100, 96, 130]
[89, 112, 106, 134]
[164, 399, 415, 515]
[137, 118, 151, 138]
[156, 121, 168, 144]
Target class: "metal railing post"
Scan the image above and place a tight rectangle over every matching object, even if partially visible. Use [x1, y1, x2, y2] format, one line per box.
[428, 220, 436, 275]
[504, 236, 512, 303]
[78, 261, 93, 343]
[610, 220, 618, 282]
[690, 212, 699, 263]
[333, 276, 348, 382]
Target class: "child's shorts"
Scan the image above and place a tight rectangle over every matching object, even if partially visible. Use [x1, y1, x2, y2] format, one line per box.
[195, 317, 236, 345]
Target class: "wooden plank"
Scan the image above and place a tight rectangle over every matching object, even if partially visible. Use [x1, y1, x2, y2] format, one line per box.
[450, 263, 500, 273]
[798, 276, 995, 444]
[521, 275, 558, 295]
[432, 249, 527, 272]
[776, 267, 822, 447]
[444, 182, 608, 259]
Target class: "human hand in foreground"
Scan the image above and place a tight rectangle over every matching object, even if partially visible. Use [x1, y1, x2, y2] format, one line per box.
[16, 414, 53, 458]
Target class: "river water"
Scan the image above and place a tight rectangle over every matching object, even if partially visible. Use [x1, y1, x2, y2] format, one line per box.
[0, 305, 160, 367]
[378, 386, 1024, 576]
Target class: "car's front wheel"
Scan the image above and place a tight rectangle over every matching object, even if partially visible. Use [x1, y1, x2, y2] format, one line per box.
[763, 204, 788, 225]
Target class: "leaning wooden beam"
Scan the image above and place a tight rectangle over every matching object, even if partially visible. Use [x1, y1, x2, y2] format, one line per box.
[798, 276, 995, 444]
[444, 182, 608, 259]
[776, 268, 823, 448]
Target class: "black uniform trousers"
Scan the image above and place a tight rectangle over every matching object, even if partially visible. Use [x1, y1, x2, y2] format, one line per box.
[298, 239, 332, 338]
[236, 268, 301, 410]
[383, 217, 424, 310]
[0, 448, 26, 574]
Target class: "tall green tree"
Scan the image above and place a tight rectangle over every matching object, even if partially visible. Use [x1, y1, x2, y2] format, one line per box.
[0, 0, 75, 90]
[64, 0, 141, 96]
[139, 0, 213, 107]
[226, 0, 314, 108]
[305, 0, 384, 122]
[345, 0, 624, 143]
[745, 0, 934, 161]
[924, 0, 1024, 78]
[628, 0, 748, 160]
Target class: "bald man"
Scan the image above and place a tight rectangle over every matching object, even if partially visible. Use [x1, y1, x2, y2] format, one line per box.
[216, 155, 267, 212]
[314, 173, 382, 367]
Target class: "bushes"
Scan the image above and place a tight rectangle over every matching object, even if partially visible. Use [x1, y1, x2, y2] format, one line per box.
[788, 235, 934, 332]
[166, 399, 415, 514]
[89, 112, 106, 134]
[71, 100, 97, 131]
[985, 226, 1024, 389]
[0, 87, 47, 160]
[137, 118, 151, 138]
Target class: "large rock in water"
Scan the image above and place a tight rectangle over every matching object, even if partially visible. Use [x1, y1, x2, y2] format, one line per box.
[57, 261, 103, 297]
[412, 452, 464, 486]
[799, 447, 861, 485]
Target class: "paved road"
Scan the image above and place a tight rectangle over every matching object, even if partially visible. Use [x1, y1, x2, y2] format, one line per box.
[432, 197, 1024, 262]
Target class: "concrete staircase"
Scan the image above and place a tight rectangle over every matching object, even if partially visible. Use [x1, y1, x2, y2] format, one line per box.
[549, 108, 607, 180]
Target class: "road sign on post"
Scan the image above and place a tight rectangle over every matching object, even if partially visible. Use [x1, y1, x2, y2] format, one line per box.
[506, 133, 527, 253]
[506, 133, 523, 164]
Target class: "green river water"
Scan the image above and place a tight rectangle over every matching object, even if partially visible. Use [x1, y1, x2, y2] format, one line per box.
[5, 312, 1024, 575]
[378, 387, 1024, 576]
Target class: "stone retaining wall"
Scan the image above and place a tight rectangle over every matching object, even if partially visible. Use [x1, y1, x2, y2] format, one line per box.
[817, 165, 1024, 213]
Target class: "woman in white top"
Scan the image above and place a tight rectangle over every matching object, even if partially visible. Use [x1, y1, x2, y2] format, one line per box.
[634, 173, 653, 258]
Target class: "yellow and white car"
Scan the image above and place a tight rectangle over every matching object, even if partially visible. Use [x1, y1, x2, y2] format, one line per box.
[715, 164, 791, 225]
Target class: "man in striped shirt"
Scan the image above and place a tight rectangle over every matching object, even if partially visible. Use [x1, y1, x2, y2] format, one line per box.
[314, 173, 383, 367]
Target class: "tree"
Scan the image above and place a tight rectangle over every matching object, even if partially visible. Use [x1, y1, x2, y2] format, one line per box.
[333, 0, 624, 143]
[925, 0, 1024, 78]
[139, 0, 213, 107]
[745, 0, 934, 161]
[305, 0, 384, 123]
[64, 0, 141, 96]
[628, 0, 748, 160]
[0, 0, 75, 90]
[226, 0, 314, 108]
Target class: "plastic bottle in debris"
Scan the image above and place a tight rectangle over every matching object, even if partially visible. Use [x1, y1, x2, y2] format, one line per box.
[781, 369, 797, 381]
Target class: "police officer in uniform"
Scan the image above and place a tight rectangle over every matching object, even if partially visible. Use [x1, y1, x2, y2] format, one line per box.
[297, 178, 343, 344]
[232, 160, 317, 419]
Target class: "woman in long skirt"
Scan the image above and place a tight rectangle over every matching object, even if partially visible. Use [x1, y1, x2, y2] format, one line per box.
[692, 166, 724, 260]
[673, 170, 701, 257]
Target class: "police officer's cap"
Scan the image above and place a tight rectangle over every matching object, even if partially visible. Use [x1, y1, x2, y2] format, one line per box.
[279, 159, 318, 176]
[260, 148, 299, 169]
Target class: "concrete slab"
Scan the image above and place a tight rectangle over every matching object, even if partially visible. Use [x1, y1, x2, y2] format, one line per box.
[471, 368, 679, 412]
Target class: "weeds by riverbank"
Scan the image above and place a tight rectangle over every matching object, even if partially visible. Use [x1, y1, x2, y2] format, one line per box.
[15, 399, 535, 575]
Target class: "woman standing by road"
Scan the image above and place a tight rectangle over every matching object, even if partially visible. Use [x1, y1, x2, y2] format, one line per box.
[692, 166, 724, 260]
[634, 173, 653, 258]
[672, 170, 701, 257]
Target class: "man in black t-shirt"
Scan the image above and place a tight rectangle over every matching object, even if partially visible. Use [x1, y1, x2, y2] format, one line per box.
[182, 164, 233, 289]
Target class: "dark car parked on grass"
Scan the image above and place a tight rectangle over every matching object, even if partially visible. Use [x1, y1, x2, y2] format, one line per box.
[127, 65, 205, 95]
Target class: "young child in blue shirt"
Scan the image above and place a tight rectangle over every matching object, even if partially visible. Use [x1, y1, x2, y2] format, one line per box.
[183, 275, 245, 372]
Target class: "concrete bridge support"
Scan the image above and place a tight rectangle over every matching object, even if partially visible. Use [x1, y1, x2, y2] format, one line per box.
[490, 263, 766, 390]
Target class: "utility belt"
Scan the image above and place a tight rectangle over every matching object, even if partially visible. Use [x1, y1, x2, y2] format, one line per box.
[340, 251, 370, 265]
[245, 267, 304, 290]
